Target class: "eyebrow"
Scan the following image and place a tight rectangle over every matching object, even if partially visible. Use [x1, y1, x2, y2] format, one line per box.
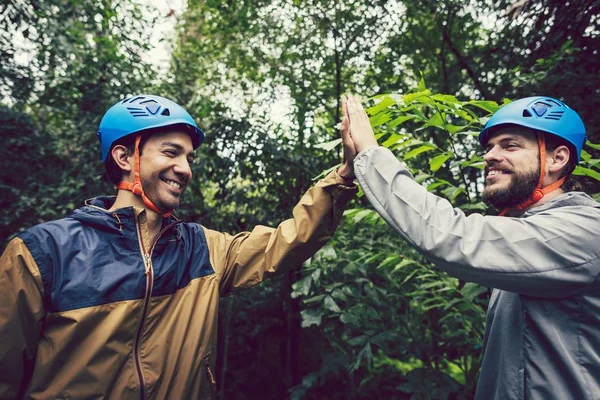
[485, 136, 526, 150]
[160, 141, 195, 158]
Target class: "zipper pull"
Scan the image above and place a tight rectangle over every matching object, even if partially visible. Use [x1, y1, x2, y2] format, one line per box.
[206, 364, 216, 385]
[144, 254, 151, 274]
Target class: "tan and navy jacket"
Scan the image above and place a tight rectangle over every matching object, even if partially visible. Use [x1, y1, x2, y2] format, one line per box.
[0, 170, 356, 399]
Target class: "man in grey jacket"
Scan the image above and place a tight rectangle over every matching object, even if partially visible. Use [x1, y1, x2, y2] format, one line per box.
[340, 94, 600, 399]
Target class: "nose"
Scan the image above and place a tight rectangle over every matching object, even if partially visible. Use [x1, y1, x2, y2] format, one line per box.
[484, 144, 503, 165]
[173, 156, 192, 181]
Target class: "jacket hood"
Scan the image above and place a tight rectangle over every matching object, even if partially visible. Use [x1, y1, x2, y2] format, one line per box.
[69, 196, 137, 236]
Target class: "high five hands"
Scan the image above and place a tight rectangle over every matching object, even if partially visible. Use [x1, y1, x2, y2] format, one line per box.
[338, 94, 379, 179]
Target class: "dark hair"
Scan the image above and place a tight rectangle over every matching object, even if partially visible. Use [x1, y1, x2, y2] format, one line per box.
[104, 134, 149, 185]
[544, 133, 583, 192]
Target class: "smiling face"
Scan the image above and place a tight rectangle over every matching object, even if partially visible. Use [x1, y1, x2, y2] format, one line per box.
[482, 125, 541, 209]
[138, 130, 195, 212]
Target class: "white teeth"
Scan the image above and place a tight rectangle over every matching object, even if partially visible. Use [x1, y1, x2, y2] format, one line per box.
[165, 180, 181, 189]
[488, 170, 505, 176]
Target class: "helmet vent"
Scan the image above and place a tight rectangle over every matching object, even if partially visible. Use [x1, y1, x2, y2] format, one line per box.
[546, 99, 562, 107]
[544, 111, 564, 121]
[127, 107, 151, 117]
[523, 109, 532, 117]
[161, 108, 170, 116]
[128, 96, 146, 104]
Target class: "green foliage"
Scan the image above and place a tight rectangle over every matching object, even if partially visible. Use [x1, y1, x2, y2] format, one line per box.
[2, 0, 599, 398]
[291, 217, 485, 399]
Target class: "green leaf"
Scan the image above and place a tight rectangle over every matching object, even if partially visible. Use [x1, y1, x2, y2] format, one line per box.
[377, 254, 402, 269]
[580, 149, 592, 161]
[431, 94, 459, 105]
[348, 209, 377, 223]
[370, 112, 393, 127]
[367, 96, 396, 115]
[347, 335, 368, 346]
[388, 115, 416, 128]
[401, 268, 422, 285]
[300, 308, 322, 328]
[331, 288, 348, 302]
[417, 73, 427, 91]
[324, 296, 342, 313]
[445, 124, 469, 135]
[429, 153, 453, 172]
[459, 202, 487, 211]
[423, 112, 445, 129]
[392, 259, 419, 272]
[585, 140, 600, 150]
[585, 141, 600, 150]
[572, 166, 600, 182]
[291, 276, 312, 298]
[468, 100, 501, 114]
[311, 268, 322, 285]
[349, 342, 373, 373]
[303, 294, 326, 304]
[403, 89, 431, 105]
[461, 282, 488, 301]
[441, 185, 466, 200]
[382, 133, 405, 148]
[404, 144, 437, 160]
[314, 138, 342, 151]
[427, 179, 452, 191]
[340, 309, 359, 325]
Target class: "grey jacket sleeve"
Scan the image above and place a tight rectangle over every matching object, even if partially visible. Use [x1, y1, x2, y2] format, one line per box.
[354, 146, 600, 298]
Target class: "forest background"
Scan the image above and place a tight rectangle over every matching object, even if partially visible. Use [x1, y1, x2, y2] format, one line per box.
[1, 0, 599, 398]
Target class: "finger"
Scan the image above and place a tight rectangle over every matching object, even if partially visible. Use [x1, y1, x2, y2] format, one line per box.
[350, 95, 370, 123]
[341, 113, 349, 136]
[341, 95, 349, 120]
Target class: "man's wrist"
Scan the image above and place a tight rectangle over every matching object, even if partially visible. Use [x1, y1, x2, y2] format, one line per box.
[336, 165, 356, 184]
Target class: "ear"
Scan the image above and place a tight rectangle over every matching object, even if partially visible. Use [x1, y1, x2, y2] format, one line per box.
[547, 145, 570, 175]
[111, 145, 133, 173]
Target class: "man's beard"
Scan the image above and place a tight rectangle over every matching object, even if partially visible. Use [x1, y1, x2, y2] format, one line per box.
[483, 166, 540, 210]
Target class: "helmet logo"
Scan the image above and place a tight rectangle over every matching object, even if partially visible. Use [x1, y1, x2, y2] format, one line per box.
[532, 102, 549, 117]
[530, 101, 564, 121]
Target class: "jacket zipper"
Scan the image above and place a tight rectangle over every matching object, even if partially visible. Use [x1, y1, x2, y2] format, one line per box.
[133, 220, 179, 400]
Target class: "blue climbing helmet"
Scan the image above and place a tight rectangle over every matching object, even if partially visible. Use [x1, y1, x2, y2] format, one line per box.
[479, 96, 587, 163]
[97, 95, 204, 162]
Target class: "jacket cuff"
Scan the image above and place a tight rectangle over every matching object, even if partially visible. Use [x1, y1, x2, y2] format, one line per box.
[317, 169, 358, 204]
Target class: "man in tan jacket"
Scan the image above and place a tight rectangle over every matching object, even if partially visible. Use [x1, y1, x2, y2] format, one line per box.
[0, 95, 357, 399]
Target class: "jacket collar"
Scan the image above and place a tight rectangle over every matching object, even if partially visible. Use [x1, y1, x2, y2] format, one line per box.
[521, 191, 600, 217]
[70, 196, 181, 242]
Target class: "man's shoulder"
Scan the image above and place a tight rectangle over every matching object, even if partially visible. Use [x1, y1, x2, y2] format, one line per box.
[175, 220, 210, 241]
[19, 216, 81, 238]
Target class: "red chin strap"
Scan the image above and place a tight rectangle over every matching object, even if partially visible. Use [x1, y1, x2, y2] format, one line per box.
[117, 135, 173, 218]
[499, 132, 566, 216]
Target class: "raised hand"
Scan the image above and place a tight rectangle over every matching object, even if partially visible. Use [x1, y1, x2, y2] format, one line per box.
[338, 95, 357, 179]
[345, 94, 379, 153]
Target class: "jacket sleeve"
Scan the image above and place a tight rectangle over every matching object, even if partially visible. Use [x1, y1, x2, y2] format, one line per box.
[354, 146, 600, 298]
[0, 238, 46, 399]
[203, 169, 357, 296]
